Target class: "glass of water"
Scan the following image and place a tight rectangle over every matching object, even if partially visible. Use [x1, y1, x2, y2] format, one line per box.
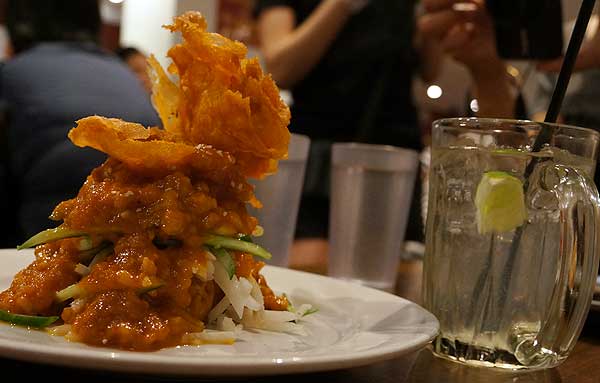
[423, 118, 600, 370]
[328, 143, 419, 291]
[250, 134, 310, 267]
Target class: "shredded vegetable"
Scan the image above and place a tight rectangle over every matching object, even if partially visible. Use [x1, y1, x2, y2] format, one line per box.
[210, 247, 236, 279]
[55, 284, 84, 302]
[0, 309, 59, 328]
[202, 234, 272, 260]
[17, 226, 88, 250]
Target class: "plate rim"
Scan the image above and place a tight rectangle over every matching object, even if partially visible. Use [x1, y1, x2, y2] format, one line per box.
[0, 249, 439, 376]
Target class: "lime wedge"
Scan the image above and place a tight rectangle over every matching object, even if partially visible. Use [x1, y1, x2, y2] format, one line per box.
[475, 171, 527, 234]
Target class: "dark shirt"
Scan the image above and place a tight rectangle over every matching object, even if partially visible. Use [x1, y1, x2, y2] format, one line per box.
[0, 42, 160, 241]
[255, 0, 421, 150]
[255, 1, 423, 240]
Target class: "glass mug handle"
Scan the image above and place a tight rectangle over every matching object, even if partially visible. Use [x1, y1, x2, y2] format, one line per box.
[517, 164, 600, 367]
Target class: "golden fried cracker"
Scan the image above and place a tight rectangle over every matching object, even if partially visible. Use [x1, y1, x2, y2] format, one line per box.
[150, 11, 291, 178]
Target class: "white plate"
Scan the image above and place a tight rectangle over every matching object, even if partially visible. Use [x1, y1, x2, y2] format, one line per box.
[0, 249, 439, 376]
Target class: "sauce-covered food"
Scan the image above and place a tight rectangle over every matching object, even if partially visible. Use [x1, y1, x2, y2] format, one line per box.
[0, 12, 311, 351]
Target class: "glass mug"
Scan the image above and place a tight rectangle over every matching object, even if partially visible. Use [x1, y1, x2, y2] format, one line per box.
[423, 118, 600, 370]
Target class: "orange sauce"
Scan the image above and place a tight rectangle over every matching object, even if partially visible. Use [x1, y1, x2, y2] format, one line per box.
[0, 160, 288, 351]
[234, 253, 289, 311]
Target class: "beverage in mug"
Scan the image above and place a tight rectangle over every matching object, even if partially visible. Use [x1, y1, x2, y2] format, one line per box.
[423, 118, 600, 370]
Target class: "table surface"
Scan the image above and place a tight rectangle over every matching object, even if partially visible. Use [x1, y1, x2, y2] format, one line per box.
[2, 239, 600, 382]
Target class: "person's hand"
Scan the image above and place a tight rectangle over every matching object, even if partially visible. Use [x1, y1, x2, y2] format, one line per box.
[418, 0, 500, 76]
[417, 0, 516, 118]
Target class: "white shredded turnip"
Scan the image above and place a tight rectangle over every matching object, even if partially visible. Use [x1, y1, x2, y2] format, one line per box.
[207, 296, 230, 324]
[213, 261, 253, 318]
[203, 259, 314, 339]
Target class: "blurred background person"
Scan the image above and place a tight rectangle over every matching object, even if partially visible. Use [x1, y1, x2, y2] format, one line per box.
[0, 0, 160, 245]
[529, 69, 600, 133]
[0, 24, 10, 60]
[418, 0, 519, 119]
[538, 13, 600, 74]
[532, 16, 600, 186]
[0, 19, 12, 246]
[533, 12, 600, 128]
[116, 46, 152, 94]
[254, 0, 439, 246]
[254, 0, 519, 249]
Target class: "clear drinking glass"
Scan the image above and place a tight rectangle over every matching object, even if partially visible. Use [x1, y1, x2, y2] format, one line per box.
[329, 143, 419, 291]
[423, 118, 600, 370]
[250, 134, 310, 267]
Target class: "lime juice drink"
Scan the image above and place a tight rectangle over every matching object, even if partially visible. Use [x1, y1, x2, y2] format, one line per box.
[423, 119, 600, 370]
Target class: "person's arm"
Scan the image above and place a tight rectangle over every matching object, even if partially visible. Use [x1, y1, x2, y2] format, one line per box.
[417, 0, 515, 118]
[414, 29, 444, 84]
[468, 59, 515, 118]
[538, 18, 600, 73]
[256, 0, 354, 89]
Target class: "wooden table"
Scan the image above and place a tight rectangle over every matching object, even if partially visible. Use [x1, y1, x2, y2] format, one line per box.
[1, 239, 599, 382]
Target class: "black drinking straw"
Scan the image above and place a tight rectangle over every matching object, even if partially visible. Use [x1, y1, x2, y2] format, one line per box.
[479, 0, 597, 333]
[526, 0, 597, 178]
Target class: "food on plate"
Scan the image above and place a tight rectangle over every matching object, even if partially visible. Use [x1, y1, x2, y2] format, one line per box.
[0, 12, 314, 351]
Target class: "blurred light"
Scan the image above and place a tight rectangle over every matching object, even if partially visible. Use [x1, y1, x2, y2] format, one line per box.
[470, 99, 479, 113]
[109, 0, 124, 4]
[452, 2, 477, 11]
[507, 65, 520, 78]
[426, 85, 443, 99]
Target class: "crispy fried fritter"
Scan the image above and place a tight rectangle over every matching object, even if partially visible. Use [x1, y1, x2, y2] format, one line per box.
[69, 116, 234, 176]
[71, 12, 290, 180]
[152, 11, 291, 178]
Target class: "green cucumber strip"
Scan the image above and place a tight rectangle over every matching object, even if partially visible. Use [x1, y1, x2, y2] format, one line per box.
[210, 247, 236, 279]
[17, 227, 88, 250]
[0, 309, 59, 328]
[74, 263, 90, 276]
[77, 236, 94, 251]
[55, 283, 85, 302]
[237, 234, 253, 243]
[88, 246, 114, 269]
[203, 234, 272, 260]
[302, 308, 319, 317]
[285, 294, 294, 312]
[285, 296, 318, 317]
[58, 282, 163, 301]
[137, 283, 165, 295]
[79, 242, 111, 264]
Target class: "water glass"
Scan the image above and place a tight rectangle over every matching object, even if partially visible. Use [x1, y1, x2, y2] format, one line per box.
[328, 143, 419, 291]
[250, 134, 310, 267]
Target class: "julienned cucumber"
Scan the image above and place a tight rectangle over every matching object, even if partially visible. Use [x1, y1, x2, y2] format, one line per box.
[237, 234, 253, 243]
[88, 246, 114, 269]
[17, 226, 88, 250]
[137, 283, 165, 295]
[56, 283, 166, 301]
[80, 243, 112, 264]
[55, 283, 85, 302]
[202, 234, 272, 260]
[0, 309, 59, 328]
[210, 247, 236, 279]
